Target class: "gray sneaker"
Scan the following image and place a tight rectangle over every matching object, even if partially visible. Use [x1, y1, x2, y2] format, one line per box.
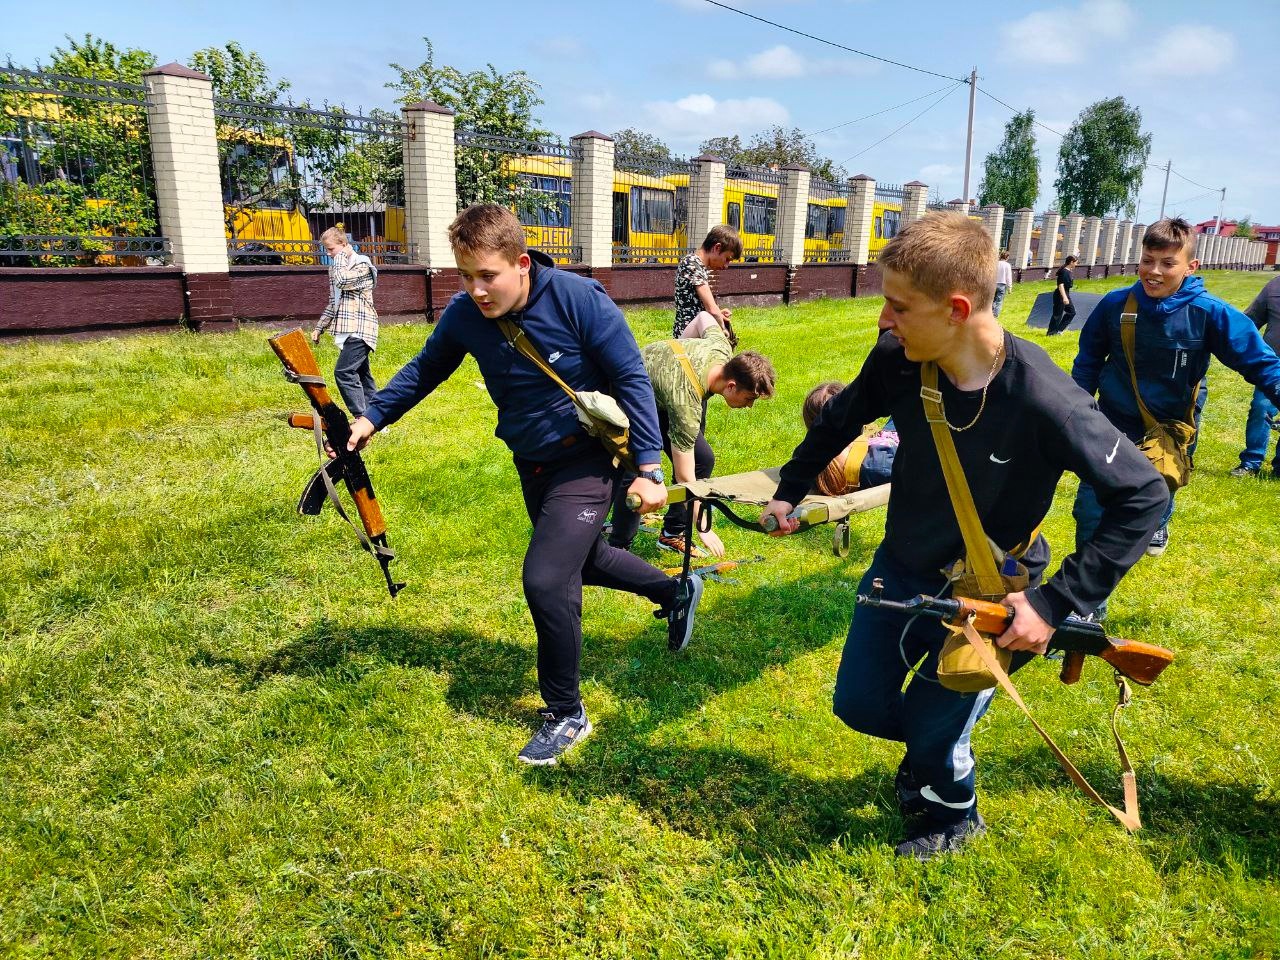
[517, 706, 592, 766]
[894, 810, 986, 861]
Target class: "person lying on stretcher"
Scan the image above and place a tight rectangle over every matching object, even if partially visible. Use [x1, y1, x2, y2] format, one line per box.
[803, 381, 897, 496]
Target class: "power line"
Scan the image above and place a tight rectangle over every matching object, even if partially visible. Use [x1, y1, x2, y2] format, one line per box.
[839, 83, 964, 165]
[975, 86, 1066, 139]
[808, 82, 965, 136]
[1167, 166, 1220, 192]
[700, 0, 966, 84]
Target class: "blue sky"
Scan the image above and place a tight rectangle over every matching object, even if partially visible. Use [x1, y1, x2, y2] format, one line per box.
[8, 0, 1278, 224]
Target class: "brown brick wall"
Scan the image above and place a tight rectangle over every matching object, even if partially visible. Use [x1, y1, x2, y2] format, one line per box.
[0, 267, 186, 335]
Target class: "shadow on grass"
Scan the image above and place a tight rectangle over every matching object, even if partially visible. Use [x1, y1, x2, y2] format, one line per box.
[190, 623, 535, 724]
[982, 747, 1280, 878]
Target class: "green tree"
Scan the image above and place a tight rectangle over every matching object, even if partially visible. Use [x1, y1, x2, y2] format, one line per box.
[189, 43, 398, 250]
[698, 134, 744, 165]
[0, 34, 160, 260]
[742, 126, 845, 182]
[1232, 217, 1255, 239]
[978, 109, 1039, 211]
[612, 128, 672, 162]
[1054, 96, 1151, 218]
[386, 37, 551, 209]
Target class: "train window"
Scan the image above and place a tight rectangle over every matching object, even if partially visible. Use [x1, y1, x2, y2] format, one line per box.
[674, 186, 689, 232]
[727, 201, 741, 231]
[883, 209, 901, 239]
[744, 193, 776, 235]
[630, 186, 674, 234]
[515, 173, 571, 228]
[874, 215, 883, 240]
[612, 191, 628, 244]
[805, 202, 826, 240]
[827, 205, 845, 241]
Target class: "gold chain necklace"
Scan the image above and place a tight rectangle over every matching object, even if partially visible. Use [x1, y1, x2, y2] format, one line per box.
[946, 341, 1004, 432]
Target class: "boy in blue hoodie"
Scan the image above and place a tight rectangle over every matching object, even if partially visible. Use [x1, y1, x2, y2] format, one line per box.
[1071, 217, 1280, 599]
[345, 205, 703, 766]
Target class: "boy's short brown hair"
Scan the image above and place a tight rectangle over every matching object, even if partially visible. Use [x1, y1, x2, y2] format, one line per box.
[879, 211, 996, 310]
[702, 224, 743, 259]
[448, 204, 528, 263]
[803, 380, 844, 428]
[1142, 217, 1197, 258]
[722, 351, 776, 398]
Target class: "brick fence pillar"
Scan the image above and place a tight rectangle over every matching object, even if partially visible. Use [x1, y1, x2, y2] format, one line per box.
[982, 203, 1005, 249]
[1061, 213, 1083, 263]
[402, 101, 457, 274]
[1008, 208, 1033, 270]
[1130, 222, 1146, 262]
[844, 174, 875, 266]
[1098, 217, 1118, 271]
[777, 164, 810, 268]
[687, 154, 725, 252]
[1037, 211, 1061, 269]
[143, 63, 230, 329]
[571, 131, 615, 270]
[1079, 217, 1101, 269]
[1116, 220, 1134, 269]
[902, 181, 928, 224]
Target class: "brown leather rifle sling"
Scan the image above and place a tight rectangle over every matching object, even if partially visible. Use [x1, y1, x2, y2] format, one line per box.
[920, 361, 1142, 831]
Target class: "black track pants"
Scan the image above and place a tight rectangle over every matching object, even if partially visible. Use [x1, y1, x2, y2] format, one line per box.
[516, 448, 677, 715]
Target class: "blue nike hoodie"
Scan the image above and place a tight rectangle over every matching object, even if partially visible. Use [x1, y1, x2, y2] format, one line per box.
[364, 251, 663, 464]
[1072, 275, 1280, 430]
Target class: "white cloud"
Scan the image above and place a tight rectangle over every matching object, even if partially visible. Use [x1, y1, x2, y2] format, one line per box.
[1129, 25, 1236, 78]
[1000, 0, 1133, 64]
[706, 43, 878, 80]
[642, 93, 789, 138]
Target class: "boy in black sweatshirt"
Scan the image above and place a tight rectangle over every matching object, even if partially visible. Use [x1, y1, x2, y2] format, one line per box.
[763, 212, 1167, 860]
[348, 205, 703, 766]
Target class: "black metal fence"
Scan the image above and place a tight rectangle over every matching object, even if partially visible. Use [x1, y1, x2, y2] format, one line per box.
[724, 163, 783, 263]
[214, 97, 408, 265]
[803, 176, 850, 263]
[454, 128, 580, 264]
[0, 66, 167, 266]
[613, 152, 693, 264]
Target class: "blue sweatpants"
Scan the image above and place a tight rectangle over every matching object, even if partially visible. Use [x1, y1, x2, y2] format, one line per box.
[833, 547, 1034, 824]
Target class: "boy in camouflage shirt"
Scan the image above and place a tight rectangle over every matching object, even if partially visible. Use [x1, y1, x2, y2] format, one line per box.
[609, 324, 776, 557]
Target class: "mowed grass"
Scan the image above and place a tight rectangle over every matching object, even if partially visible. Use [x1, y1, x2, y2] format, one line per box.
[1, 270, 1277, 959]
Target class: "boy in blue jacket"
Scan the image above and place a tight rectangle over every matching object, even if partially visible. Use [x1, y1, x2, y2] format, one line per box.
[1070, 217, 1280, 603]
[345, 205, 704, 766]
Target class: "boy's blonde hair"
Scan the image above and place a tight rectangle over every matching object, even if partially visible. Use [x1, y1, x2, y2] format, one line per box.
[1143, 217, 1197, 259]
[449, 204, 528, 263]
[319, 225, 349, 246]
[879, 211, 996, 310]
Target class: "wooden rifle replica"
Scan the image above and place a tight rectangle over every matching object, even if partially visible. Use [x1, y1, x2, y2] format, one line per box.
[855, 578, 1173, 687]
[269, 329, 404, 598]
[857, 578, 1176, 831]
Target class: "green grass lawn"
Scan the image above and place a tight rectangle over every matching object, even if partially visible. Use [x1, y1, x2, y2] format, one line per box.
[1, 271, 1278, 958]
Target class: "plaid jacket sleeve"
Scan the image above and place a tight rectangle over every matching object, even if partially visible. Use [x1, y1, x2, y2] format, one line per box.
[324, 260, 380, 348]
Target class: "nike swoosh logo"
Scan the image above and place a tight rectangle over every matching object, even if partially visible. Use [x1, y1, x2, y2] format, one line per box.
[548, 351, 563, 363]
[1106, 437, 1121, 463]
[989, 454, 1010, 464]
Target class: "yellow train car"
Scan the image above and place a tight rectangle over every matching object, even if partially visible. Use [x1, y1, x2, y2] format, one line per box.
[870, 200, 902, 260]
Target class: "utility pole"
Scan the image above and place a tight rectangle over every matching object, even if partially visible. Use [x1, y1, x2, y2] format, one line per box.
[1158, 160, 1171, 219]
[961, 66, 977, 211]
[1213, 188, 1226, 235]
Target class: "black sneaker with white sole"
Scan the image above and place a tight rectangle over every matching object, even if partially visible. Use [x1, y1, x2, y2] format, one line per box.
[517, 705, 592, 766]
[667, 573, 704, 652]
[1146, 523, 1170, 557]
[894, 809, 986, 861]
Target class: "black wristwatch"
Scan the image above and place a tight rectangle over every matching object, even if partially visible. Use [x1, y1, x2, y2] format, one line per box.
[638, 468, 665, 485]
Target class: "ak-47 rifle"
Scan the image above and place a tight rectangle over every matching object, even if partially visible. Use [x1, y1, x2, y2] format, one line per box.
[269, 329, 405, 598]
[855, 578, 1172, 686]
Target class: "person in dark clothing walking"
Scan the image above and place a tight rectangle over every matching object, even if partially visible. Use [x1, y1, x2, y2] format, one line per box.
[763, 213, 1166, 860]
[1046, 255, 1078, 335]
[1231, 274, 1280, 477]
[346, 205, 705, 766]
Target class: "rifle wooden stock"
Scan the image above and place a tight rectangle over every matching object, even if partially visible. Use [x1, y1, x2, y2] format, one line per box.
[269, 329, 388, 541]
[287, 412, 316, 430]
[949, 595, 1174, 687]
